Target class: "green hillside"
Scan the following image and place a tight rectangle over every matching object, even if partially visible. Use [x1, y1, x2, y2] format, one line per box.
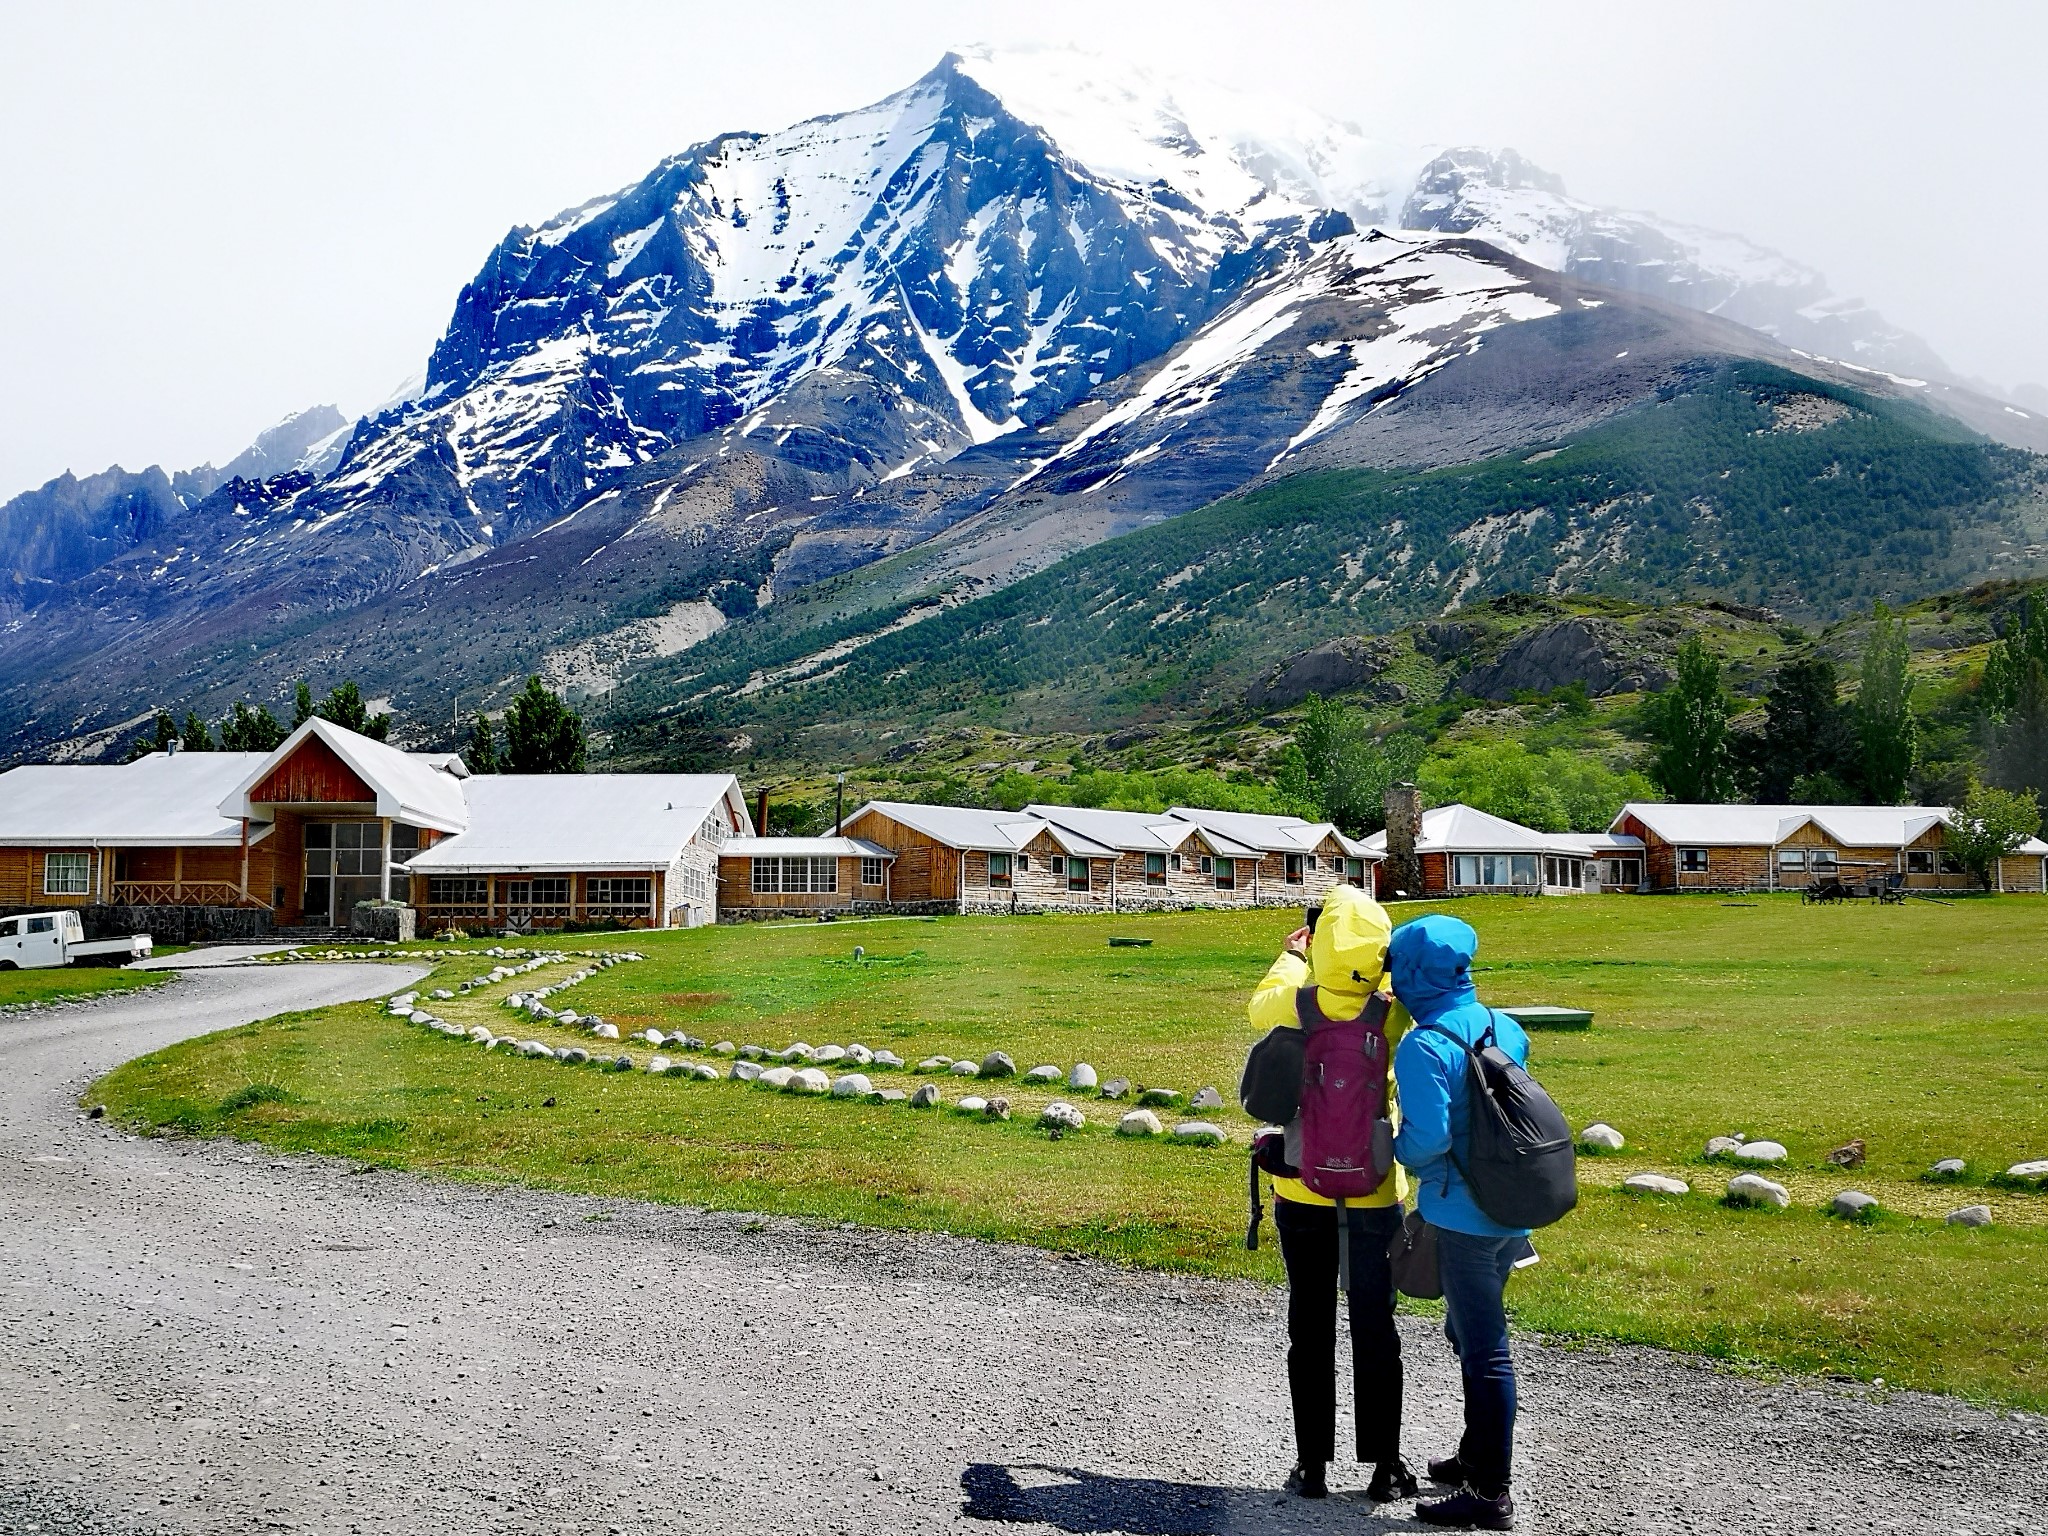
[611, 362, 2042, 763]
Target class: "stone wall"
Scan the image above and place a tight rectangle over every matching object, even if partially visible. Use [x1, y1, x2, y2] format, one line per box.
[0, 903, 279, 945]
[350, 902, 416, 942]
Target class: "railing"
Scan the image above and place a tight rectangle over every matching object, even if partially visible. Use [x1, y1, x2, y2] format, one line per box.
[111, 881, 255, 907]
[416, 901, 650, 931]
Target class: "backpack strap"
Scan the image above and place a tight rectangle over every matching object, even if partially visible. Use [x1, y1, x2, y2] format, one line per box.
[1246, 1148, 1265, 1252]
[1408, 1022, 1480, 1198]
[1294, 987, 1326, 1030]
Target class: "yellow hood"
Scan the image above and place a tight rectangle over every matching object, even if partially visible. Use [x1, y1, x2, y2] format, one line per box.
[1309, 883, 1393, 999]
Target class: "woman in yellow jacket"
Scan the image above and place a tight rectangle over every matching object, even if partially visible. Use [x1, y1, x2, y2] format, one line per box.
[1246, 883, 1418, 1505]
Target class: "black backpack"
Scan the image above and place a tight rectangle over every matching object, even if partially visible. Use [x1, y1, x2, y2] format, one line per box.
[1416, 1015, 1577, 1230]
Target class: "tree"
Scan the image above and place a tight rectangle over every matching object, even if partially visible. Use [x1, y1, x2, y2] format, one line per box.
[218, 701, 286, 752]
[291, 681, 315, 729]
[124, 710, 181, 761]
[1419, 742, 1654, 833]
[464, 713, 501, 773]
[178, 711, 216, 751]
[310, 680, 390, 741]
[1986, 648, 2048, 811]
[1644, 636, 1735, 802]
[1276, 695, 1422, 834]
[1855, 602, 1918, 804]
[499, 676, 585, 773]
[1982, 592, 2048, 712]
[1739, 652, 1854, 801]
[1943, 782, 2042, 890]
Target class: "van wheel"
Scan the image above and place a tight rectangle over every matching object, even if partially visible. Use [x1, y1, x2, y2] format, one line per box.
[0, 960, 16, 970]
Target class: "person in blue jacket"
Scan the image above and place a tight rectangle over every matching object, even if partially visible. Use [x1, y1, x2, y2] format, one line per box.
[1389, 914, 1530, 1532]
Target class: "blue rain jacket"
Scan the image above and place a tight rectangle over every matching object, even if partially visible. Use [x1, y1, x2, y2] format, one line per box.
[1388, 914, 1532, 1239]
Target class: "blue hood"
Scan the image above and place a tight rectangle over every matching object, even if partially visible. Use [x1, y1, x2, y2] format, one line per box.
[1388, 914, 1480, 1023]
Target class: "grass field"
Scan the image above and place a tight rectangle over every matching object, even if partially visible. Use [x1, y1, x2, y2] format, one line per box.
[94, 896, 2048, 1409]
[0, 964, 168, 1008]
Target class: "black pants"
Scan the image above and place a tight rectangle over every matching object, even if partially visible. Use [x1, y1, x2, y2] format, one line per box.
[1274, 1196, 1404, 1467]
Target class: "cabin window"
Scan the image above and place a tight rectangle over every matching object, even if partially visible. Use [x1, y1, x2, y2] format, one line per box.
[1454, 854, 1482, 887]
[860, 857, 885, 887]
[1678, 848, 1709, 874]
[987, 854, 1012, 889]
[390, 824, 422, 862]
[44, 852, 91, 895]
[751, 859, 835, 894]
[587, 875, 655, 907]
[329, 821, 381, 876]
[1069, 859, 1092, 893]
[428, 876, 488, 907]
[1213, 857, 1236, 891]
[1145, 853, 1167, 887]
[1049, 855, 1066, 878]
[1346, 858, 1367, 886]
[1016, 854, 1029, 872]
[1328, 855, 1344, 873]
[1906, 850, 1933, 874]
[1198, 855, 1213, 874]
[1169, 853, 1183, 872]
[1284, 854, 1304, 884]
[1601, 858, 1642, 888]
[1810, 848, 1838, 871]
[1777, 848, 1806, 869]
[505, 877, 569, 908]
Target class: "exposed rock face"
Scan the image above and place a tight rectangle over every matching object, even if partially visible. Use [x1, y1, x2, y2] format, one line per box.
[1246, 636, 1394, 710]
[1456, 618, 1673, 700]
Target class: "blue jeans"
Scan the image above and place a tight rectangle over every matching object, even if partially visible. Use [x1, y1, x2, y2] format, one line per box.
[1435, 1227, 1521, 1497]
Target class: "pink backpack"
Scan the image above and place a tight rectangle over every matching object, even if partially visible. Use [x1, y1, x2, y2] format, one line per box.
[1295, 987, 1394, 1202]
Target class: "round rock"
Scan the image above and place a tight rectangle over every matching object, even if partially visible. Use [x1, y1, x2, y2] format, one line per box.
[845, 1044, 874, 1065]
[950, 1060, 981, 1077]
[811, 1045, 848, 1066]
[908, 1083, 941, 1109]
[730, 1061, 763, 1082]
[786, 1068, 830, 1095]
[1039, 1102, 1086, 1132]
[2006, 1159, 2048, 1181]
[1098, 1078, 1132, 1101]
[830, 1073, 874, 1099]
[979, 1052, 1017, 1078]
[1704, 1137, 1744, 1159]
[957, 1096, 988, 1116]
[711, 1041, 738, 1055]
[1024, 1064, 1063, 1084]
[1068, 1062, 1099, 1091]
[917, 1057, 953, 1073]
[1947, 1204, 1994, 1227]
[756, 1066, 796, 1090]
[1580, 1123, 1625, 1152]
[1116, 1109, 1164, 1137]
[871, 1050, 905, 1070]
[1174, 1122, 1227, 1146]
[1189, 1086, 1225, 1111]
[592, 1023, 620, 1041]
[983, 1097, 1011, 1121]
[646, 1055, 674, 1074]
[1726, 1173, 1791, 1209]
[1830, 1190, 1879, 1220]
[1732, 1140, 1789, 1164]
[1622, 1173, 1689, 1196]
[1139, 1087, 1181, 1107]
[1928, 1157, 1968, 1178]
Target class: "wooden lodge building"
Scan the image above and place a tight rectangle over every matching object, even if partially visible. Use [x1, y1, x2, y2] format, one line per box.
[0, 719, 751, 938]
[1610, 803, 2048, 894]
[713, 801, 1380, 919]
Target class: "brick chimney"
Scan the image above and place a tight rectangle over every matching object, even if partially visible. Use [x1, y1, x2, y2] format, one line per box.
[1384, 781, 1423, 899]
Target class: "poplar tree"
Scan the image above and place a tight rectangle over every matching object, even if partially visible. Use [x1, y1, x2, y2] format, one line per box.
[1645, 636, 1735, 802]
[1855, 602, 1918, 804]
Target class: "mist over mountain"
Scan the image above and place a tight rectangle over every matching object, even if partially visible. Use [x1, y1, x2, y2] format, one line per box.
[1, 47, 2040, 762]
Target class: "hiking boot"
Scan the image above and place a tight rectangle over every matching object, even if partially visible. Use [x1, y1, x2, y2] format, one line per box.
[1415, 1487, 1515, 1529]
[1282, 1463, 1328, 1500]
[1426, 1453, 1469, 1487]
[1367, 1458, 1420, 1502]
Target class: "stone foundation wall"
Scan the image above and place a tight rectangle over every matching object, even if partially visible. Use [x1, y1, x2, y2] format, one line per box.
[351, 902, 416, 942]
[0, 903, 278, 945]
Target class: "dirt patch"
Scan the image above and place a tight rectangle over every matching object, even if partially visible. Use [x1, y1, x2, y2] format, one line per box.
[662, 991, 734, 1008]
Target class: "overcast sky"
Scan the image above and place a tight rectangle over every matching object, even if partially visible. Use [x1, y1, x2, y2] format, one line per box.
[2, 0, 2041, 501]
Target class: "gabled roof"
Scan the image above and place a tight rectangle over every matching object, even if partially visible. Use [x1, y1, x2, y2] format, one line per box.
[1167, 806, 1378, 860]
[724, 836, 895, 859]
[1024, 804, 1204, 855]
[0, 751, 271, 846]
[1361, 803, 1598, 857]
[406, 774, 745, 873]
[223, 718, 471, 832]
[844, 800, 1051, 854]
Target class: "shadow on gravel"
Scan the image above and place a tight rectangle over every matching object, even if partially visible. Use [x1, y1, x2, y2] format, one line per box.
[962, 1463, 1407, 1533]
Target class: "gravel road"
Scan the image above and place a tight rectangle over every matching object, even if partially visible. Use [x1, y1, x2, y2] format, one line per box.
[2, 965, 2041, 1535]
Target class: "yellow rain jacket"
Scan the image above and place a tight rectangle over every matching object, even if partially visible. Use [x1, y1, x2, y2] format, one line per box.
[1245, 884, 1408, 1208]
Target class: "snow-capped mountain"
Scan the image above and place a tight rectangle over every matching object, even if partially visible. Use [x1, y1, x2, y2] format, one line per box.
[0, 47, 2033, 757]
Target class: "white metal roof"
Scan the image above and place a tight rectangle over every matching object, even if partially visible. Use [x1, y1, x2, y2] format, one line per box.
[1024, 804, 1203, 855]
[1610, 802, 2048, 853]
[222, 719, 471, 832]
[1361, 803, 1604, 857]
[1166, 806, 1377, 860]
[0, 751, 272, 846]
[723, 836, 895, 859]
[844, 800, 1052, 854]
[405, 774, 744, 873]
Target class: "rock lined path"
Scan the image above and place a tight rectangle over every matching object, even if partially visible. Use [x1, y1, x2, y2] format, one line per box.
[2, 967, 2041, 1535]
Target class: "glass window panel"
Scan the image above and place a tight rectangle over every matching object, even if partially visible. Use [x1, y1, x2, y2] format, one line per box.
[1454, 855, 1481, 886]
[44, 853, 91, 894]
[305, 824, 332, 849]
[1069, 860, 1090, 892]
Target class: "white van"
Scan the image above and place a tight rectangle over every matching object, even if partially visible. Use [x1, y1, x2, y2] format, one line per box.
[0, 911, 152, 968]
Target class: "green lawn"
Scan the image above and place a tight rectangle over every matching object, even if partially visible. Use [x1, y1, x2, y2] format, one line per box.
[1, 964, 168, 1008]
[94, 896, 2048, 1409]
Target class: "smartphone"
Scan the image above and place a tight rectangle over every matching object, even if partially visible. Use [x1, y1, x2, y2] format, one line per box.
[1305, 904, 1324, 934]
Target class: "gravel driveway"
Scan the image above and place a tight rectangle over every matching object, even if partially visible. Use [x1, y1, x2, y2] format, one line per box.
[1, 964, 2040, 1535]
